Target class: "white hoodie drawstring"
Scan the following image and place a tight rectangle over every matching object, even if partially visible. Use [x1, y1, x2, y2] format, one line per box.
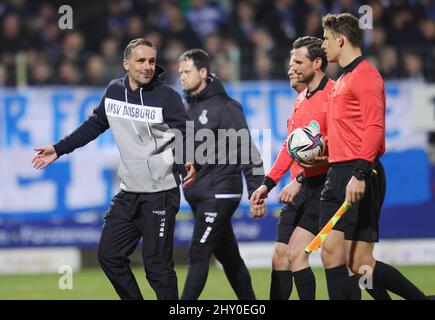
[125, 88, 155, 143]
[139, 87, 153, 138]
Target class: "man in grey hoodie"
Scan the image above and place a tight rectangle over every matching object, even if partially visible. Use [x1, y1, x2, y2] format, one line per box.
[31, 38, 197, 300]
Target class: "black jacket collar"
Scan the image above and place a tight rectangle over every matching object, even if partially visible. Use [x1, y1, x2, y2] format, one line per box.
[185, 74, 227, 104]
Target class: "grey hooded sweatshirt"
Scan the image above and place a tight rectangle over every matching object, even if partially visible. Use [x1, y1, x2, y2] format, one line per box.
[54, 66, 196, 193]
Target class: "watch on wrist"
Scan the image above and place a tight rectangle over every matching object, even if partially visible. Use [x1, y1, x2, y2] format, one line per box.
[296, 173, 305, 184]
[353, 169, 366, 181]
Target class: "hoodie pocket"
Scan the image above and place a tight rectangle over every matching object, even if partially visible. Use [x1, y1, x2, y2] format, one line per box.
[146, 148, 174, 183]
[117, 149, 174, 190]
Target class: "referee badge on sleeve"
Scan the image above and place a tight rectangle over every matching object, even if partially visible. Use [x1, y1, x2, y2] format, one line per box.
[309, 120, 320, 132]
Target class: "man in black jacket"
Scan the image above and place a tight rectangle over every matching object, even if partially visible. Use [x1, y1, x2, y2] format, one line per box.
[178, 49, 265, 300]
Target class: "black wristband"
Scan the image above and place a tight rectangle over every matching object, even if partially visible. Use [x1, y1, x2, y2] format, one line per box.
[296, 172, 305, 184]
[263, 176, 276, 192]
[354, 159, 371, 173]
[353, 168, 367, 181]
[353, 159, 372, 181]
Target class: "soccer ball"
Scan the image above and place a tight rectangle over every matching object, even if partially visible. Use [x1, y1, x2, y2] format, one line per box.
[287, 126, 325, 164]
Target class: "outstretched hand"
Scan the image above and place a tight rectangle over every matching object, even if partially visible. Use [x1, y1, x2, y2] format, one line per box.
[31, 146, 58, 169]
[250, 185, 268, 205]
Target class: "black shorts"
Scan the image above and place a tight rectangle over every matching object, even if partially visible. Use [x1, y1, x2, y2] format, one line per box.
[319, 159, 386, 242]
[276, 174, 326, 244]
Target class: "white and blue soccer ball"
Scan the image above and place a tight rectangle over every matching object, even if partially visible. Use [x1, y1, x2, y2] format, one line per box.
[287, 126, 325, 164]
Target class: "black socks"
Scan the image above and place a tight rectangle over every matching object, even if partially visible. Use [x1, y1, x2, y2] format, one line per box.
[293, 267, 316, 300]
[325, 265, 353, 300]
[372, 261, 426, 300]
[349, 274, 362, 300]
[270, 270, 293, 300]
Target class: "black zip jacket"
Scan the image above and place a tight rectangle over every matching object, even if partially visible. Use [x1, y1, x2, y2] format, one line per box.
[183, 75, 264, 202]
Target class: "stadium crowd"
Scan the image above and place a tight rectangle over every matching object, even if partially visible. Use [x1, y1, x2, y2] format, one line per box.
[0, 0, 434, 87]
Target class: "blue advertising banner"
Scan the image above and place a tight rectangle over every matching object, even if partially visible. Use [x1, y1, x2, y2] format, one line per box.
[0, 81, 433, 247]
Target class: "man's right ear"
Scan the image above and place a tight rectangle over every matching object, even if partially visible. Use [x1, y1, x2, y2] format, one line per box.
[339, 36, 345, 48]
[200, 67, 208, 80]
[123, 59, 129, 71]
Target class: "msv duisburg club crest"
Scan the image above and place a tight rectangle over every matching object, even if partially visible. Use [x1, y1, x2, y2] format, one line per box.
[199, 109, 208, 125]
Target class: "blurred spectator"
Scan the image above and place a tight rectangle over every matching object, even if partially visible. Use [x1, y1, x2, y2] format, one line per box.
[257, 0, 298, 46]
[203, 32, 224, 57]
[0, 12, 27, 86]
[27, 2, 56, 37]
[57, 62, 82, 85]
[106, 0, 129, 38]
[185, 0, 227, 40]
[83, 55, 107, 87]
[225, 0, 257, 79]
[330, 0, 361, 16]
[0, 13, 27, 64]
[25, 48, 44, 72]
[211, 51, 236, 82]
[3, 0, 33, 18]
[253, 51, 274, 80]
[59, 31, 85, 67]
[369, 0, 387, 25]
[100, 37, 124, 80]
[129, 0, 153, 19]
[365, 26, 387, 56]
[378, 46, 401, 79]
[144, 29, 164, 51]
[303, 10, 323, 38]
[303, 0, 328, 16]
[38, 20, 62, 64]
[221, 37, 241, 81]
[164, 39, 187, 86]
[403, 51, 425, 81]
[144, 29, 167, 66]
[158, 1, 202, 49]
[203, 33, 239, 81]
[251, 27, 285, 79]
[0, 63, 8, 86]
[386, 7, 424, 47]
[362, 1, 386, 48]
[416, 0, 435, 20]
[29, 61, 53, 86]
[420, 19, 435, 46]
[122, 15, 145, 48]
[227, 0, 257, 42]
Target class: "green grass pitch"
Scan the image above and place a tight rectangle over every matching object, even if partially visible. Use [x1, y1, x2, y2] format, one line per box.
[0, 265, 434, 300]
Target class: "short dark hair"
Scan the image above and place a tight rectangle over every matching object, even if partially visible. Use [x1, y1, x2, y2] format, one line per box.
[322, 13, 362, 47]
[124, 38, 155, 60]
[178, 49, 210, 74]
[292, 36, 328, 72]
